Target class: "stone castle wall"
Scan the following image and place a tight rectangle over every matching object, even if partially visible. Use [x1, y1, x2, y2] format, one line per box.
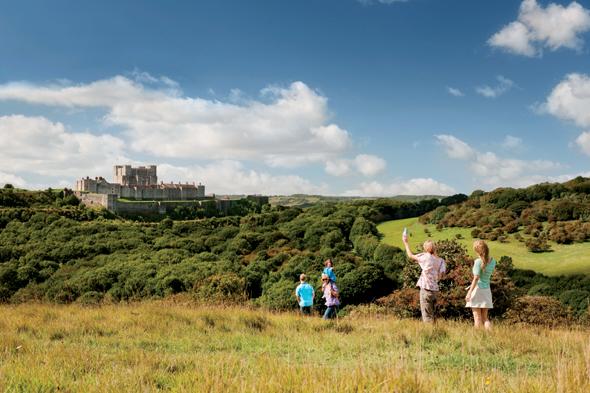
[76, 192, 117, 211]
[75, 177, 205, 200]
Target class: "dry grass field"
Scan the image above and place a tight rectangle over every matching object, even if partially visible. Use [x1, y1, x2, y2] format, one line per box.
[1, 301, 589, 392]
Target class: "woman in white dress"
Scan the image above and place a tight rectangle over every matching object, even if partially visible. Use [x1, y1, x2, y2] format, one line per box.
[465, 240, 496, 330]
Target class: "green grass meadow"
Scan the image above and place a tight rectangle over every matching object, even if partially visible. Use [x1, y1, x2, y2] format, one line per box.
[377, 217, 590, 276]
[1, 302, 589, 392]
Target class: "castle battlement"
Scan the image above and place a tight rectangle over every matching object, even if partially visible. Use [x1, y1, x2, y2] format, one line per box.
[75, 165, 205, 200]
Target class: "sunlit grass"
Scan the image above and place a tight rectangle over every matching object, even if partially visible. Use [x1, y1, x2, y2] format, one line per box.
[378, 217, 590, 276]
[0, 302, 589, 392]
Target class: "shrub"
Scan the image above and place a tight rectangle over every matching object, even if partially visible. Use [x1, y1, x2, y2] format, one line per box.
[504, 296, 572, 326]
[77, 291, 104, 305]
[339, 263, 393, 305]
[373, 243, 405, 283]
[558, 289, 590, 318]
[258, 278, 298, 311]
[193, 273, 247, 303]
[353, 235, 380, 260]
[376, 288, 420, 318]
[525, 238, 551, 253]
[349, 217, 378, 242]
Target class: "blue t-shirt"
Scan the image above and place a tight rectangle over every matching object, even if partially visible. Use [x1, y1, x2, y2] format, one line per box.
[295, 282, 314, 307]
[323, 267, 337, 282]
[473, 258, 496, 289]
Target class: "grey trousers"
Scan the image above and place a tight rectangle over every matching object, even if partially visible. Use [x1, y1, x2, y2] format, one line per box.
[419, 288, 437, 323]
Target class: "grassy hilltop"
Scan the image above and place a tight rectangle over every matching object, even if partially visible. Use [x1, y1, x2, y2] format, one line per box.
[1, 302, 589, 393]
[378, 217, 590, 276]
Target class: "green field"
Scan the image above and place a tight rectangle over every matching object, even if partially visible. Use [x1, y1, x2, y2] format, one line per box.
[378, 217, 590, 276]
[1, 302, 588, 392]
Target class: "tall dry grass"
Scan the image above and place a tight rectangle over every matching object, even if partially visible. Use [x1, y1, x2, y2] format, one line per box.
[0, 300, 588, 392]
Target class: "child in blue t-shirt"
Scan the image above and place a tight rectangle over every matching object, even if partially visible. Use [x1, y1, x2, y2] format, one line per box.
[323, 259, 336, 283]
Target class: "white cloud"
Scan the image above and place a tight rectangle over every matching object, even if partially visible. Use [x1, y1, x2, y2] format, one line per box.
[0, 115, 128, 178]
[354, 154, 386, 176]
[502, 135, 523, 149]
[543, 73, 590, 128]
[575, 131, 590, 155]
[475, 76, 514, 98]
[438, 134, 564, 188]
[0, 77, 354, 174]
[323, 154, 386, 177]
[344, 178, 456, 197]
[0, 171, 27, 188]
[158, 161, 327, 196]
[325, 159, 352, 177]
[436, 134, 476, 160]
[489, 0, 590, 57]
[489, 21, 537, 57]
[447, 87, 464, 97]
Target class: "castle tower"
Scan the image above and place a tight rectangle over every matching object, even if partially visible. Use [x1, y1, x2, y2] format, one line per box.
[114, 165, 158, 186]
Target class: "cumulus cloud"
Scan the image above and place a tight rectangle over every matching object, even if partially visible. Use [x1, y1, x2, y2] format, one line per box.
[543, 73, 590, 128]
[447, 87, 464, 97]
[354, 154, 386, 176]
[489, 0, 590, 57]
[575, 131, 590, 155]
[0, 171, 27, 188]
[437, 134, 564, 188]
[475, 76, 514, 98]
[325, 159, 352, 177]
[0, 115, 128, 178]
[0, 76, 357, 174]
[344, 178, 456, 197]
[323, 154, 386, 177]
[158, 161, 327, 196]
[502, 135, 523, 149]
[436, 134, 476, 160]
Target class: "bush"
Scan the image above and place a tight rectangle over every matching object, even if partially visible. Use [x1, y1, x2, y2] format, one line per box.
[258, 278, 298, 311]
[373, 243, 405, 282]
[525, 237, 551, 253]
[349, 217, 378, 242]
[193, 273, 247, 303]
[338, 263, 393, 305]
[558, 289, 590, 318]
[376, 288, 421, 318]
[504, 296, 572, 326]
[353, 235, 380, 260]
[77, 291, 104, 305]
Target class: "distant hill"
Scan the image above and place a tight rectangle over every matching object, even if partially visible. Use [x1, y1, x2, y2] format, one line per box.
[269, 194, 444, 208]
[419, 177, 590, 252]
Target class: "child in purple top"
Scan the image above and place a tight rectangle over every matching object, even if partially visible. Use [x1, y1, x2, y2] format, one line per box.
[321, 273, 340, 319]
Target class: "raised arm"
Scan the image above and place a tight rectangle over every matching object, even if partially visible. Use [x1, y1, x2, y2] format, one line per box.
[402, 238, 420, 262]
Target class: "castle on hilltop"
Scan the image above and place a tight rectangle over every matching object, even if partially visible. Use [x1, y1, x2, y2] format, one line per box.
[74, 164, 268, 216]
[75, 165, 205, 200]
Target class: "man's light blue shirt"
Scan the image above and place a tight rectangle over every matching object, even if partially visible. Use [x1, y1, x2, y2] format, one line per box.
[295, 282, 314, 307]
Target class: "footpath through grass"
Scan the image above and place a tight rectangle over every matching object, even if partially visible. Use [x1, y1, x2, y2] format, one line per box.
[378, 217, 590, 276]
[1, 302, 589, 392]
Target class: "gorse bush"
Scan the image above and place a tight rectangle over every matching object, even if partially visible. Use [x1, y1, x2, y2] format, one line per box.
[504, 296, 572, 327]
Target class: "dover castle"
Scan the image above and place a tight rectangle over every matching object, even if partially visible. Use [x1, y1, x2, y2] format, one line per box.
[76, 165, 205, 200]
[74, 165, 268, 216]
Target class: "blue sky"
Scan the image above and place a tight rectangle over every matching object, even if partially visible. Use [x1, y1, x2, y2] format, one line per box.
[0, 0, 589, 195]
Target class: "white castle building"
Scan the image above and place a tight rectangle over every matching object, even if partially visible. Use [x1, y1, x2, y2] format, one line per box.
[75, 165, 205, 200]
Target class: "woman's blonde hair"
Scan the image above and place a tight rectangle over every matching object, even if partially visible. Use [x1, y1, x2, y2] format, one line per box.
[423, 240, 435, 254]
[473, 240, 490, 270]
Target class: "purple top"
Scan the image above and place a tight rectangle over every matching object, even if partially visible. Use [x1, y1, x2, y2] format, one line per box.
[322, 282, 340, 307]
